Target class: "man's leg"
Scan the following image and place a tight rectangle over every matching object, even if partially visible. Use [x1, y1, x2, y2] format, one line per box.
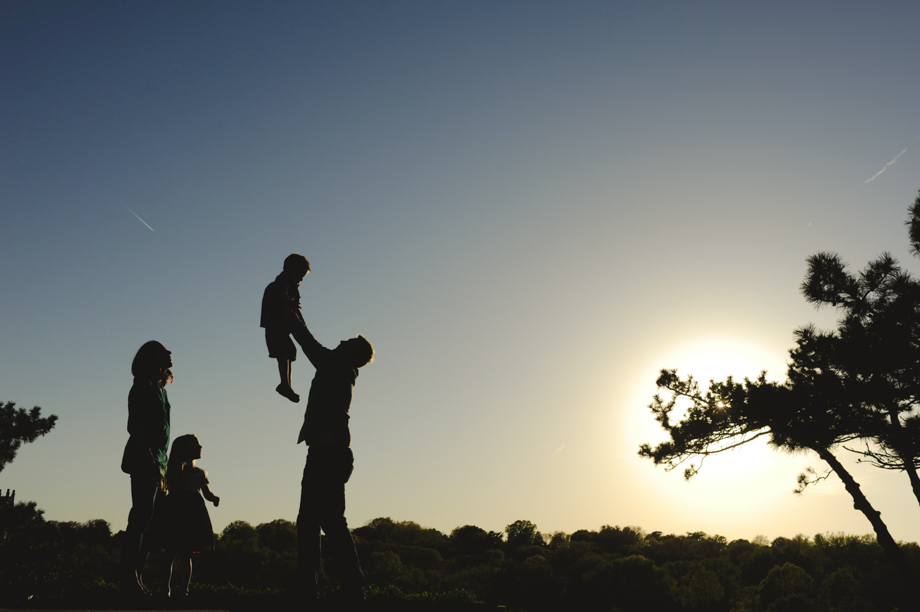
[296, 453, 322, 599]
[316, 448, 365, 594]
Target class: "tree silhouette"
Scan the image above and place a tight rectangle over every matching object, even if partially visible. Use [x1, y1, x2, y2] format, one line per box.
[449, 525, 504, 556]
[796, 206, 920, 505]
[505, 520, 540, 549]
[1, 510, 915, 610]
[0, 402, 57, 473]
[639, 370, 911, 582]
[639, 192, 920, 594]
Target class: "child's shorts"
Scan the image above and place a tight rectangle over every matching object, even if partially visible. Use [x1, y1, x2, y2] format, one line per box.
[265, 328, 297, 361]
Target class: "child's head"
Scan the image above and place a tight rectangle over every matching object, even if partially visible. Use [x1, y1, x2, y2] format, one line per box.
[166, 435, 201, 491]
[335, 335, 375, 369]
[169, 434, 202, 466]
[283, 253, 311, 281]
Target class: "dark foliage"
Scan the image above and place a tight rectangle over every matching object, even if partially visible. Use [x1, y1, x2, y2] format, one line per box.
[0, 401, 57, 473]
[1, 505, 916, 612]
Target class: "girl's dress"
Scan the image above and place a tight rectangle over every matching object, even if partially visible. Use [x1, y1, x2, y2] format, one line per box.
[160, 466, 214, 554]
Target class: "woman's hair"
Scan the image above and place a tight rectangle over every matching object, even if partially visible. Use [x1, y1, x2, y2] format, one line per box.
[131, 340, 173, 384]
[166, 434, 199, 491]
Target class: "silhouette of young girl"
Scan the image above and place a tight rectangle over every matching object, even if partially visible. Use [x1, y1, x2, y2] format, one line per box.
[119, 340, 173, 596]
[160, 434, 220, 599]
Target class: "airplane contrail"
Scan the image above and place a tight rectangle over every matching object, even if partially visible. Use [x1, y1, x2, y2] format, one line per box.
[548, 444, 564, 459]
[863, 136, 920, 185]
[125, 205, 155, 231]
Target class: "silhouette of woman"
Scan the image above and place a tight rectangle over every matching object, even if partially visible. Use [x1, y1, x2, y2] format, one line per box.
[119, 340, 173, 596]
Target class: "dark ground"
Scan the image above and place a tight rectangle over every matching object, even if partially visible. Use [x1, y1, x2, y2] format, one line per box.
[0, 592, 507, 612]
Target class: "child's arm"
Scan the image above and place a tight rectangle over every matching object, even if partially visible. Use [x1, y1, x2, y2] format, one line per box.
[202, 484, 220, 507]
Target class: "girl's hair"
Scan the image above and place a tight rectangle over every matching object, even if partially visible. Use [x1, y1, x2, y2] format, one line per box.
[166, 434, 199, 491]
[131, 340, 173, 385]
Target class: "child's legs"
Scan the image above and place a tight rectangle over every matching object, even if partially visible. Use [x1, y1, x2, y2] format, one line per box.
[266, 328, 297, 388]
[276, 358, 292, 387]
[169, 553, 192, 595]
[184, 555, 193, 591]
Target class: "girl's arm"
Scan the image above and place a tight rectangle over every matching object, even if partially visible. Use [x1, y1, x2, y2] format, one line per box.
[202, 483, 220, 507]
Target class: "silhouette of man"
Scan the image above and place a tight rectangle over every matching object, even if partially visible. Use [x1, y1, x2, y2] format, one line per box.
[288, 318, 374, 600]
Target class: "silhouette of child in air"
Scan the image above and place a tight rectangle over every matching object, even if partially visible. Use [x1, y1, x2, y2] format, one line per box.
[160, 434, 220, 599]
[261, 254, 310, 402]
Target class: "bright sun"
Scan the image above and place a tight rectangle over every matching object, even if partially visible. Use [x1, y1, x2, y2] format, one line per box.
[626, 337, 797, 505]
[662, 338, 784, 384]
[626, 336, 788, 458]
[618, 338, 802, 525]
[614, 335, 844, 542]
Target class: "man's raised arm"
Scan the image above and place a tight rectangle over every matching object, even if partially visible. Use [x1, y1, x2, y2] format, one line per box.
[288, 317, 331, 370]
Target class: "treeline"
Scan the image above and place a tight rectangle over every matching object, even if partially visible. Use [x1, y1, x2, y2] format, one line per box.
[1, 500, 917, 611]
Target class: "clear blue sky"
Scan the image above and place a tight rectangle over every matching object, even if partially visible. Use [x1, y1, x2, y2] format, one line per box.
[3, 0, 920, 544]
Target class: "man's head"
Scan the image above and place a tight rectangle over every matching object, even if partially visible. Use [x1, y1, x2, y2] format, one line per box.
[283, 253, 311, 282]
[335, 335, 375, 369]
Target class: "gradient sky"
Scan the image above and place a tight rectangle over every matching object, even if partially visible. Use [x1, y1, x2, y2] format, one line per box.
[3, 1, 920, 545]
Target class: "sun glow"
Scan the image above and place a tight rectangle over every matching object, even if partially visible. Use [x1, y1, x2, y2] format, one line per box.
[662, 338, 784, 384]
[626, 336, 790, 470]
[621, 338, 803, 531]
